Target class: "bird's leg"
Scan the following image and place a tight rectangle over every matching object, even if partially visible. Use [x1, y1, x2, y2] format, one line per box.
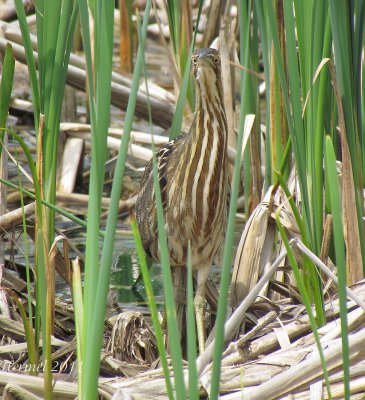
[194, 283, 206, 354]
[194, 264, 210, 354]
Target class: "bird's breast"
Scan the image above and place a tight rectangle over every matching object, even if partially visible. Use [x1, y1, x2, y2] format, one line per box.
[164, 147, 228, 268]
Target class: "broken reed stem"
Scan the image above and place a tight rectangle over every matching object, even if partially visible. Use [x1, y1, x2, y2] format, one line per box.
[0, 202, 35, 231]
[196, 235, 365, 382]
[293, 238, 365, 312]
[196, 248, 288, 377]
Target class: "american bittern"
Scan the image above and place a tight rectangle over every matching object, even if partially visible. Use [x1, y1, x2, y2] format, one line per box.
[135, 48, 229, 353]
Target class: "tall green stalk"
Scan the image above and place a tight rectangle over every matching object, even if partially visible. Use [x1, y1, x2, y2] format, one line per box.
[169, 0, 203, 140]
[328, 1, 365, 271]
[209, 47, 248, 400]
[13, 1, 40, 131]
[166, 0, 195, 109]
[257, 0, 326, 324]
[79, 2, 154, 398]
[255, 3, 361, 395]
[0, 44, 15, 136]
[239, 1, 260, 216]
[325, 136, 350, 398]
[79, 0, 119, 395]
[137, 12, 187, 398]
[14, 5, 79, 394]
[16, 0, 79, 242]
[131, 220, 175, 399]
[2, 129, 52, 396]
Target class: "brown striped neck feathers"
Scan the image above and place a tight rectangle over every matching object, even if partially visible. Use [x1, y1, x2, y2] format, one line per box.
[191, 48, 227, 147]
[173, 48, 228, 233]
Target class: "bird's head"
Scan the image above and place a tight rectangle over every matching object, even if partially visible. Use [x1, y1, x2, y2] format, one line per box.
[192, 48, 221, 83]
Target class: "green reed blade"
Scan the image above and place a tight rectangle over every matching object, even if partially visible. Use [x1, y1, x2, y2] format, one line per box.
[80, 0, 116, 397]
[238, 1, 254, 216]
[0, 177, 89, 231]
[209, 106, 247, 400]
[254, 2, 271, 189]
[137, 11, 186, 398]
[264, 0, 326, 324]
[71, 258, 84, 399]
[169, 0, 203, 140]
[325, 136, 350, 398]
[186, 241, 198, 400]
[11, 133, 51, 395]
[276, 217, 332, 399]
[14, 0, 40, 130]
[131, 219, 175, 400]
[329, 0, 365, 272]
[166, 0, 180, 55]
[0, 44, 14, 135]
[5, 289, 37, 374]
[151, 142, 186, 400]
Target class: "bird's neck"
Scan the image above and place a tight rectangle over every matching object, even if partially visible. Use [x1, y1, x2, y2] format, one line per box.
[191, 79, 228, 152]
[172, 77, 228, 227]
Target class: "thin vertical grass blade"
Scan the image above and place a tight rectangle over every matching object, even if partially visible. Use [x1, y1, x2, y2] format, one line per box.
[179, 1, 194, 108]
[2, 128, 52, 395]
[142, 27, 186, 392]
[47, 10, 78, 244]
[169, 0, 203, 140]
[166, 0, 180, 55]
[131, 219, 175, 400]
[239, 1, 257, 215]
[80, 2, 157, 398]
[77, 0, 102, 376]
[0, 44, 15, 135]
[16, 0, 78, 243]
[35, 117, 53, 398]
[5, 289, 37, 374]
[14, 0, 40, 130]
[136, 9, 186, 397]
[209, 113, 250, 400]
[186, 241, 198, 400]
[312, 13, 332, 256]
[329, 0, 365, 273]
[35, 229, 52, 398]
[44, 2, 78, 210]
[276, 217, 332, 399]
[264, 1, 309, 225]
[324, 136, 350, 398]
[352, 1, 365, 134]
[77, 0, 99, 342]
[151, 146, 186, 399]
[263, 1, 325, 324]
[35, 0, 44, 104]
[254, 2, 272, 190]
[332, 71, 363, 284]
[279, 1, 308, 211]
[42, 1, 62, 120]
[4, 133, 45, 332]
[80, 0, 116, 397]
[71, 258, 84, 399]
[18, 177, 34, 332]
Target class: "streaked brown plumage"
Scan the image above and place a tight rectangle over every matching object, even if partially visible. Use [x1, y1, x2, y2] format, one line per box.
[135, 48, 229, 353]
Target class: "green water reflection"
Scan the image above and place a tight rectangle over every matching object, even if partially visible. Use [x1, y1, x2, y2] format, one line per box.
[110, 252, 164, 307]
[110, 220, 244, 307]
